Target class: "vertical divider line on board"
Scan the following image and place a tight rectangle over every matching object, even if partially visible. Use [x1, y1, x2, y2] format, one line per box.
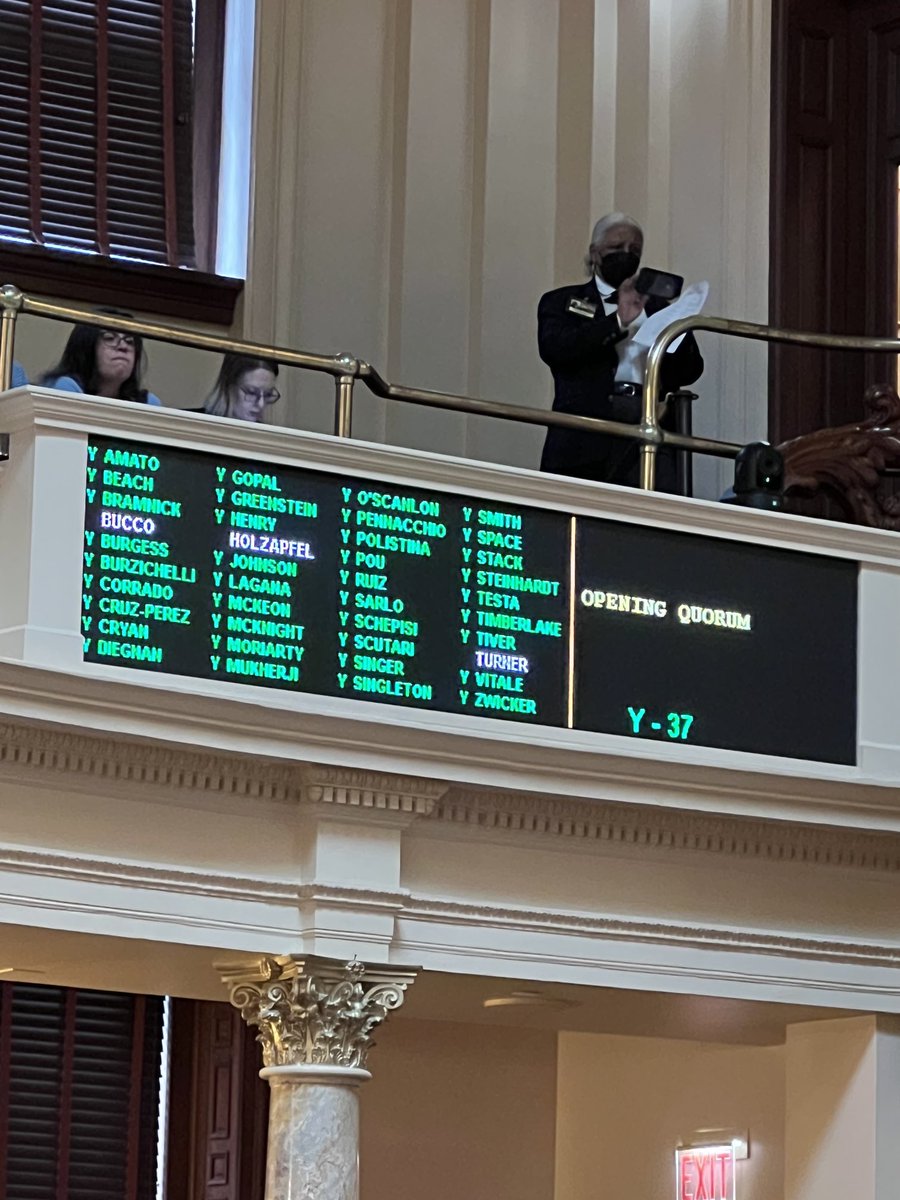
[567, 514, 576, 728]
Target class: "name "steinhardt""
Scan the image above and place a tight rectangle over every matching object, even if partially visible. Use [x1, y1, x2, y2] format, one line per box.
[579, 589, 752, 631]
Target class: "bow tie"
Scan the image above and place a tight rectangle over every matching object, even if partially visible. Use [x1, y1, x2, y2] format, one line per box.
[602, 291, 618, 304]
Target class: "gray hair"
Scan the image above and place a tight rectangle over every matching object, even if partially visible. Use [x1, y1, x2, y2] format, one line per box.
[589, 212, 643, 247]
[584, 211, 643, 275]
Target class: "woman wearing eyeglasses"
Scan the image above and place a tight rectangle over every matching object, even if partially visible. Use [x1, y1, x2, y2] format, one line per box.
[202, 353, 280, 422]
[40, 314, 161, 406]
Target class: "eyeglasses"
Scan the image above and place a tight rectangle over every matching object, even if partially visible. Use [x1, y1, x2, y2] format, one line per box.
[99, 330, 136, 349]
[239, 386, 281, 405]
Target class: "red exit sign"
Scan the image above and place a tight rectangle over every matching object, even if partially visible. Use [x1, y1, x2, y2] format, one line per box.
[676, 1144, 735, 1200]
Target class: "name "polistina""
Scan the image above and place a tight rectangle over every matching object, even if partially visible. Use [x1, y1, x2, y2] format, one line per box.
[579, 589, 752, 631]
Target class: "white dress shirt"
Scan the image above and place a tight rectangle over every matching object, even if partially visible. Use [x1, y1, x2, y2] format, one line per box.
[594, 273, 648, 385]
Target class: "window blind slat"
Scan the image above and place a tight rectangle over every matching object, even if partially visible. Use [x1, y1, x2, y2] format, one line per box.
[0, 0, 195, 266]
[0, 983, 164, 1200]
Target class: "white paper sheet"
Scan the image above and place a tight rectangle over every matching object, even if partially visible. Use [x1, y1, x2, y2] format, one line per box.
[632, 281, 709, 352]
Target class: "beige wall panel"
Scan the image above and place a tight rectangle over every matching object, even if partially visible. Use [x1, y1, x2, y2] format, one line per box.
[654, 0, 771, 498]
[467, 0, 560, 472]
[247, 0, 398, 443]
[613, 0, 651, 221]
[719, 0, 772, 450]
[784, 1016, 900, 1200]
[785, 1018, 878, 1200]
[554, 0, 596, 286]
[555, 1032, 784, 1200]
[645, 0, 672, 267]
[384, 0, 473, 455]
[245, 0, 303, 346]
[590, 0, 619, 222]
[360, 1017, 558, 1200]
[663, 0, 730, 497]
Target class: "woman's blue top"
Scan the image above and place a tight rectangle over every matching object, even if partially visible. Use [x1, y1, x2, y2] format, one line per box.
[44, 374, 162, 406]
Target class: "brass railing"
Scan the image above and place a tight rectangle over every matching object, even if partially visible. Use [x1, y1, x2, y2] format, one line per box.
[641, 316, 900, 488]
[2, 283, 899, 490]
[1, 284, 736, 458]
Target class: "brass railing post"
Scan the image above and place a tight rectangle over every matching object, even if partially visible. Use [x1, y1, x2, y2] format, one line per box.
[0, 284, 24, 391]
[638, 430, 658, 491]
[333, 354, 358, 438]
[640, 335, 666, 491]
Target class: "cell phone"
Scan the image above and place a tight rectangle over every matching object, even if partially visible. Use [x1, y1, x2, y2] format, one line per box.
[634, 267, 683, 301]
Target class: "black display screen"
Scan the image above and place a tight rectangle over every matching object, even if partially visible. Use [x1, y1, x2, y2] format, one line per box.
[81, 436, 858, 763]
[82, 437, 570, 725]
[573, 518, 858, 762]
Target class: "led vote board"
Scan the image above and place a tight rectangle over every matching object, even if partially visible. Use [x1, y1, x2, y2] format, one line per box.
[82, 436, 858, 764]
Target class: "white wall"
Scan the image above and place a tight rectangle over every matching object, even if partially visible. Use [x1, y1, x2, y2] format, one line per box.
[555, 1031, 785, 1200]
[360, 1017, 558, 1200]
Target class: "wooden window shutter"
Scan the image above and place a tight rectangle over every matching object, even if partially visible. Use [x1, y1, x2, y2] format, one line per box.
[0, 982, 164, 1200]
[0, 0, 196, 268]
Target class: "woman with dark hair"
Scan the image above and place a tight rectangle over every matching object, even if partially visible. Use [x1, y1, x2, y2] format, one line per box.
[202, 353, 280, 422]
[40, 313, 161, 406]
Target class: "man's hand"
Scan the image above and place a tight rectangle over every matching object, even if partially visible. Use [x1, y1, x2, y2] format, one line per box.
[616, 275, 647, 327]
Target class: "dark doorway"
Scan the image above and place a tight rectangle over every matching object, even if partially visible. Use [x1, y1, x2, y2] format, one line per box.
[165, 999, 268, 1200]
[769, 0, 900, 442]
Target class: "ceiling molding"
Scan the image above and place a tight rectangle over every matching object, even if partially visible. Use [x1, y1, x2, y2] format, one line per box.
[2, 717, 900, 874]
[2, 662, 898, 838]
[0, 720, 444, 815]
[0, 719, 298, 802]
[2, 853, 899, 984]
[397, 894, 900, 969]
[427, 789, 900, 873]
[0, 844, 298, 902]
[301, 766, 444, 816]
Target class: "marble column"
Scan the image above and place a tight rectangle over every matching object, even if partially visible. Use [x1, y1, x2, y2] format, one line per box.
[217, 954, 417, 1200]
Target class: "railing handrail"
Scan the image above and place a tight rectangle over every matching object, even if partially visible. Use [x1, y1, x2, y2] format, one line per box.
[3, 285, 899, 490]
[12, 288, 353, 376]
[0, 283, 745, 467]
[641, 314, 900, 487]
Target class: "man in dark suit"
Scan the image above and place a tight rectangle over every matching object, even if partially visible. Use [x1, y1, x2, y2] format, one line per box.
[538, 212, 703, 492]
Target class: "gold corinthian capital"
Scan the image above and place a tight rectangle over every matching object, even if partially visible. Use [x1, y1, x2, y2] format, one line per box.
[216, 954, 418, 1070]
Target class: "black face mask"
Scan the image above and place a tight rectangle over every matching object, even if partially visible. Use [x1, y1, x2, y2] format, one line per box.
[599, 250, 640, 288]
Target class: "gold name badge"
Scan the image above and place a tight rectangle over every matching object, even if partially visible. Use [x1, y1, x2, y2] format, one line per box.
[567, 297, 598, 319]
